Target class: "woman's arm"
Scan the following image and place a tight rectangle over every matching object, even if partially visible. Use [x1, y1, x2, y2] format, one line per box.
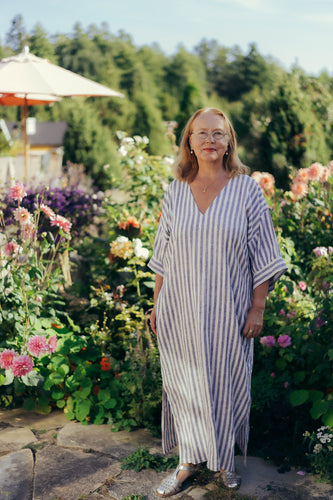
[150, 273, 163, 335]
[242, 279, 269, 339]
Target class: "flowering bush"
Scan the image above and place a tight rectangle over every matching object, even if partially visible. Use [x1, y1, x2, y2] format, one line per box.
[0, 186, 103, 239]
[249, 164, 333, 465]
[0, 183, 73, 410]
[1, 137, 332, 472]
[303, 426, 333, 481]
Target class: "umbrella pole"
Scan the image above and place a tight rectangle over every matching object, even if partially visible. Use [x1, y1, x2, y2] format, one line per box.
[21, 98, 28, 181]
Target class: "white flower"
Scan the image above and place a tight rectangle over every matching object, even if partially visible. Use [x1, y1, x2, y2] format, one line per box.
[163, 156, 174, 165]
[118, 145, 128, 157]
[133, 238, 149, 260]
[162, 181, 169, 192]
[313, 443, 323, 454]
[319, 434, 332, 444]
[133, 135, 143, 144]
[116, 236, 129, 243]
[121, 137, 135, 146]
[142, 136, 149, 144]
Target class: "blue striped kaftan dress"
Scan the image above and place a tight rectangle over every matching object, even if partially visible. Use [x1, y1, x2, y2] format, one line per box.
[148, 174, 287, 473]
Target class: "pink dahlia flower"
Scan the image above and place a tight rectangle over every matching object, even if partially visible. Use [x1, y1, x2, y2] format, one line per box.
[278, 335, 292, 348]
[259, 173, 275, 192]
[48, 336, 57, 354]
[0, 349, 18, 369]
[28, 335, 48, 357]
[4, 241, 22, 257]
[13, 207, 32, 226]
[260, 336, 276, 347]
[308, 162, 324, 181]
[40, 203, 56, 220]
[10, 183, 26, 202]
[299, 281, 307, 291]
[295, 168, 309, 183]
[11, 355, 34, 377]
[291, 181, 308, 199]
[50, 215, 72, 234]
[313, 247, 328, 257]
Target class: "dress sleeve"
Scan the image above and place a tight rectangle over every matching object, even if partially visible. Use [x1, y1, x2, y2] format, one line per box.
[247, 180, 287, 293]
[147, 185, 172, 277]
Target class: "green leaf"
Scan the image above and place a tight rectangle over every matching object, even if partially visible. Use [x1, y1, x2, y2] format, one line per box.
[49, 371, 65, 384]
[23, 398, 35, 411]
[56, 399, 66, 408]
[328, 349, 333, 360]
[3, 370, 14, 386]
[308, 390, 324, 403]
[51, 388, 65, 400]
[75, 399, 91, 421]
[322, 408, 333, 426]
[65, 375, 80, 392]
[289, 390, 309, 406]
[104, 398, 117, 409]
[310, 400, 328, 420]
[97, 389, 111, 403]
[21, 371, 44, 387]
[293, 371, 306, 383]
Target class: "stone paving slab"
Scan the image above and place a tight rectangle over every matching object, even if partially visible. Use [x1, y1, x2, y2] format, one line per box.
[0, 408, 68, 430]
[0, 409, 333, 500]
[106, 468, 196, 500]
[33, 445, 122, 500]
[57, 421, 163, 458]
[0, 449, 33, 500]
[0, 427, 37, 454]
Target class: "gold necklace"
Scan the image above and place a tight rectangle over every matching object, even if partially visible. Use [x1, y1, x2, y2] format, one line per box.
[197, 175, 227, 193]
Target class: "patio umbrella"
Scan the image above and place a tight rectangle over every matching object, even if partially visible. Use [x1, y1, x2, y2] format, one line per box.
[0, 46, 124, 178]
[0, 93, 62, 172]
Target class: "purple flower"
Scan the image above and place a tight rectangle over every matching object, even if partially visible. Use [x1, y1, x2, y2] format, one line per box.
[260, 336, 276, 347]
[313, 247, 328, 257]
[316, 317, 326, 328]
[278, 335, 292, 348]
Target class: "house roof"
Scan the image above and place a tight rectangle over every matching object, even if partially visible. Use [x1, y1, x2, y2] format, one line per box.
[6, 121, 68, 146]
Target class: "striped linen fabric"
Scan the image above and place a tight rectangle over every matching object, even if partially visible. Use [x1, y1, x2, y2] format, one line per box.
[148, 174, 287, 472]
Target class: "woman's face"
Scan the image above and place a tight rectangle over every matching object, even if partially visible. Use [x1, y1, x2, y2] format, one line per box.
[189, 111, 229, 166]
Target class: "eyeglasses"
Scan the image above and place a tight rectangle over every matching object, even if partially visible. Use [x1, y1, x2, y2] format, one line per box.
[191, 130, 228, 142]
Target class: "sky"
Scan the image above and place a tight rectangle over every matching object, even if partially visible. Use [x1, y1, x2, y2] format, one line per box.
[1, 0, 333, 76]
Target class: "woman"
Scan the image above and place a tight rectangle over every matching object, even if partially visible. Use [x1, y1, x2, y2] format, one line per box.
[148, 108, 287, 497]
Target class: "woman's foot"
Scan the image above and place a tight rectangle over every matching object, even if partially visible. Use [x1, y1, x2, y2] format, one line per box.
[156, 463, 200, 497]
[220, 469, 241, 489]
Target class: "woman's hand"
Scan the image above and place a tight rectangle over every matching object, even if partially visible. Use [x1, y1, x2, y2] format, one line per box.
[242, 306, 264, 339]
[150, 307, 157, 335]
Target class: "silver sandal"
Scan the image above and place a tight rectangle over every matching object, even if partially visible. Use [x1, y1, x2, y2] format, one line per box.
[156, 463, 200, 498]
[220, 470, 241, 489]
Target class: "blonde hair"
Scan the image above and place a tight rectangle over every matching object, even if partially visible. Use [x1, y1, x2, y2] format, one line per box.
[174, 107, 249, 182]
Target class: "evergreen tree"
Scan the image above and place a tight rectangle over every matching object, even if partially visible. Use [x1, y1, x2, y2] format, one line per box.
[29, 23, 55, 60]
[6, 15, 28, 52]
[61, 99, 121, 188]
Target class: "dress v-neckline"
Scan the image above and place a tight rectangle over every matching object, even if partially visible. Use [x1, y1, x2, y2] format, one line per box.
[188, 177, 233, 215]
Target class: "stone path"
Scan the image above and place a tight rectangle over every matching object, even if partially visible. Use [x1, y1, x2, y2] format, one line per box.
[0, 408, 332, 500]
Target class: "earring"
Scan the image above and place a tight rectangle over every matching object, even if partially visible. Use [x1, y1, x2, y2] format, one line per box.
[190, 149, 194, 155]
[225, 150, 229, 156]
